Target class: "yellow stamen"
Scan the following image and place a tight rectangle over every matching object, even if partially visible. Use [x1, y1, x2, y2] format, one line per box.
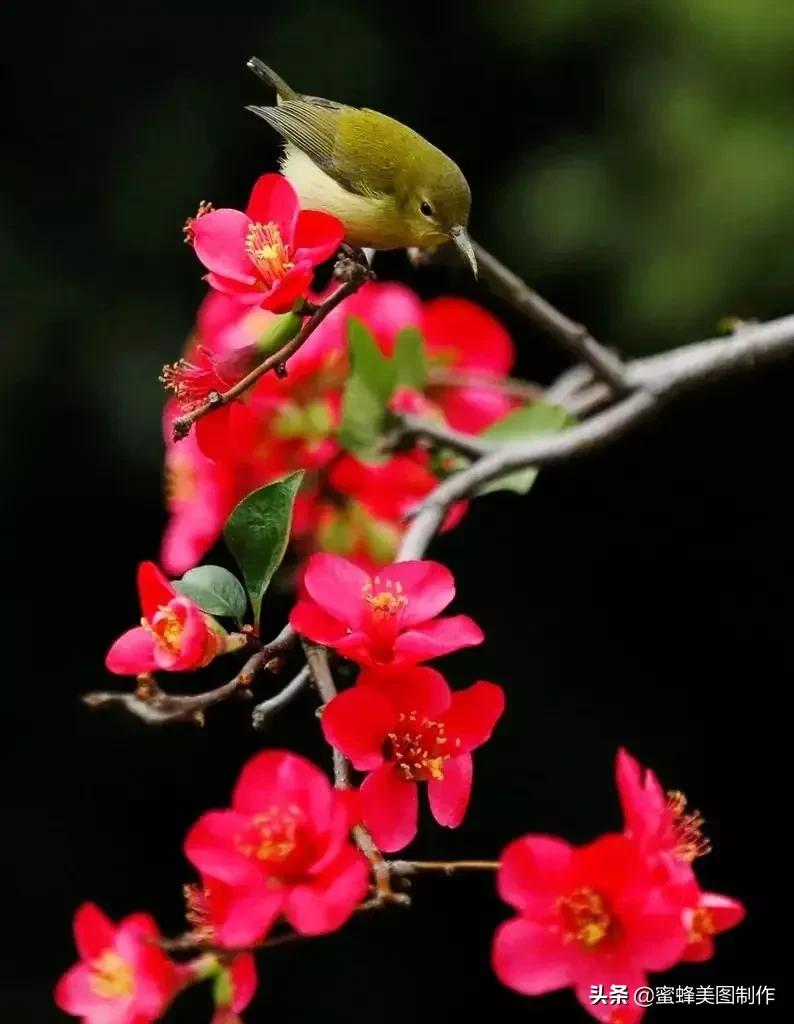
[89, 950, 134, 999]
[235, 806, 299, 865]
[688, 906, 716, 944]
[667, 790, 711, 862]
[362, 578, 407, 619]
[558, 888, 613, 949]
[245, 222, 294, 286]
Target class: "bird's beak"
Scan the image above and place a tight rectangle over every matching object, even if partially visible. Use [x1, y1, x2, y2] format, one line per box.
[450, 226, 478, 278]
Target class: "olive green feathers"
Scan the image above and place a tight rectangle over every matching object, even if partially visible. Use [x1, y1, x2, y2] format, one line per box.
[245, 58, 476, 272]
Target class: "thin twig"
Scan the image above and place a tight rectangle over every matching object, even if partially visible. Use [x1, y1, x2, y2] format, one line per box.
[251, 665, 311, 730]
[301, 640, 403, 904]
[82, 651, 264, 726]
[388, 860, 500, 876]
[83, 625, 296, 726]
[471, 240, 630, 395]
[172, 257, 371, 440]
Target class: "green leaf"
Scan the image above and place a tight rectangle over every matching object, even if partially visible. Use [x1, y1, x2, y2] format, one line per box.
[224, 472, 304, 624]
[173, 565, 248, 622]
[393, 327, 428, 390]
[477, 403, 574, 496]
[338, 318, 396, 456]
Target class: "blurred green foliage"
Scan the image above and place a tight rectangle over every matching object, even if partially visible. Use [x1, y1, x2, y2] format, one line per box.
[485, 0, 794, 344]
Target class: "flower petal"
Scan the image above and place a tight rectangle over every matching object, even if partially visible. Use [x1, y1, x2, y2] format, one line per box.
[233, 750, 327, 816]
[54, 964, 98, 1017]
[137, 561, 176, 619]
[428, 753, 472, 827]
[574, 966, 648, 1024]
[284, 846, 369, 935]
[184, 811, 256, 886]
[193, 210, 257, 284]
[358, 666, 452, 718]
[73, 903, 115, 961]
[204, 272, 263, 301]
[443, 681, 505, 752]
[230, 953, 258, 1013]
[360, 764, 418, 852]
[303, 553, 370, 628]
[293, 210, 345, 266]
[423, 297, 514, 374]
[290, 600, 348, 646]
[492, 917, 574, 995]
[214, 886, 284, 948]
[320, 687, 394, 770]
[105, 626, 157, 675]
[261, 264, 314, 314]
[394, 614, 484, 662]
[497, 835, 575, 914]
[245, 174, 299, 240]
[378, 560, 455, 627]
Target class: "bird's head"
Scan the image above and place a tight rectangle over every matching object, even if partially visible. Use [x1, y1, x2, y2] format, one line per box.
[399, 152, 476, 275]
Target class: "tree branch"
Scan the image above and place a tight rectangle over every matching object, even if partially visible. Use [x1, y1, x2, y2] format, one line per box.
[398, 313, 794, 560]
[251, 665, 311, 730]
[83, 625, 296, 726]
[171, 255, 371, 440]
[301, 640, 404, 904]
[471, 240, 630, 395]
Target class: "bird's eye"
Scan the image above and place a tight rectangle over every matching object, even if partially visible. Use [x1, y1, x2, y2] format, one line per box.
[420, 200, 434, 217]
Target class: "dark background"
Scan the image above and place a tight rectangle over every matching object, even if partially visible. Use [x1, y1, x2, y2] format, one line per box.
[1, 2, 789, 1020]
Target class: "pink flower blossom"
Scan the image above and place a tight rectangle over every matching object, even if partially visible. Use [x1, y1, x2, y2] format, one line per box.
[105, 562, 227, 675]
[184, 751, 369, 947]
[55, 903, 181, 1024]
[322, 667, 504, 851]
[290, 553, 484, 667]
[189, 174, 344, 313]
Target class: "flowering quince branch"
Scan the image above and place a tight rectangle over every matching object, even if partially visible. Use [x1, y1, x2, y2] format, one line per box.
[172, 267, 369, 441]
[61, 98, 766, 1019]
[83, 623, 296, 726]
[469, 240, 631, 395]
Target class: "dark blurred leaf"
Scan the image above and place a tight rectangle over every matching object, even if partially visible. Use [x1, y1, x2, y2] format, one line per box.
[173, 565, 248, 622]
[224, 472, 304, 624]
[477, 403, 573, 496]
[339, 318, 396, 456]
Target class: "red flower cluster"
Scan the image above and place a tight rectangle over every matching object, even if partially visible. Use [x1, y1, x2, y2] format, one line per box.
[162, 195, 520, 575]
[492, 749, 744, 1022]
[291, 552, 504, 850]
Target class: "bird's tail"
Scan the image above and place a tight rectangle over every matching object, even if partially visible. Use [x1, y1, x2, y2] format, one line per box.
[246, 58, 298, 102]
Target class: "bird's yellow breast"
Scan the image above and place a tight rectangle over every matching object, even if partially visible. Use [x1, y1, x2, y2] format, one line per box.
[280, 145, 430, 250]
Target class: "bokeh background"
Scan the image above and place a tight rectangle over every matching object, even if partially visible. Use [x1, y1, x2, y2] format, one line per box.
[2, 1, 790, 1019]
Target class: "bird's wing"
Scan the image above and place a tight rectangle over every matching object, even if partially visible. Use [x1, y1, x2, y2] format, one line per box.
[246, 100, 390, 199]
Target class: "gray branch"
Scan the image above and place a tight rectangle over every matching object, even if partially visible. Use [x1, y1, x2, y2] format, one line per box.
[398, 313, 794, 561]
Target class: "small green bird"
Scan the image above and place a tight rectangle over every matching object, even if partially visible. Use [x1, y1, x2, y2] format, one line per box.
[246, 58, 477, 275]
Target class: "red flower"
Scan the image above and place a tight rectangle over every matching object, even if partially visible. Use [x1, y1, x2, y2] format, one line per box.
[290, 554, 484, 667]
[422, 296, 518, 432]
[190, 174, 344, 313]
[184, 751, 369, 946]
[55, 903, 181, 1024]
[492, 834, 689, 1023]
[321, 668, 504, 851]
[105, 562, 228, 675]
[161, 403, 241, 575]
[683, 891, 745, 962]
[615, 748, 711, 867]
[615, 749, 745, 959]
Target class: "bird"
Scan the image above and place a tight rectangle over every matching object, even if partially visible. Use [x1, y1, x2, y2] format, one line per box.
[245, 58, 477, 276]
